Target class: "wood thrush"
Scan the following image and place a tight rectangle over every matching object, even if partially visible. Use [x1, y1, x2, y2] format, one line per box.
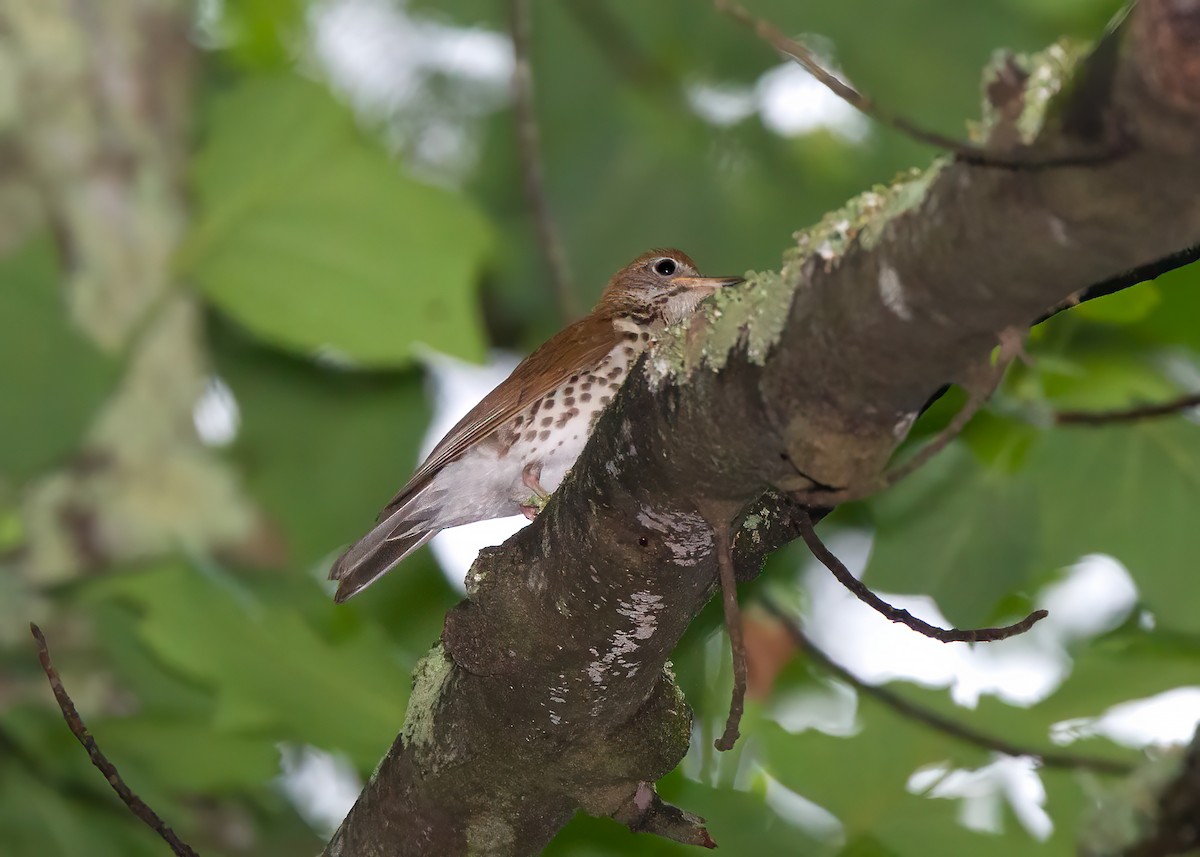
[329, 248, 743, 601]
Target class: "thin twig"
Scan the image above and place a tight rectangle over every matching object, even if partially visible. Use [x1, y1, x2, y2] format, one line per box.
[1056, 393, 1200, 426]
[713, 525, 747, 751]
[712, 0, 1117, 169]
[30, 623, 200, 857]
[882, 345, 1015, 488]
[796, 510, 1047, 643]
[510, 0, 578, 323]
[881, 386, 992, 489]
[760, 601, 1134, 776]
[794, 341, 1016, 507]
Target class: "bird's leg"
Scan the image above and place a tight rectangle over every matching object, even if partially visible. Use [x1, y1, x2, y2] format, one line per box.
[519, 462, 551, 520]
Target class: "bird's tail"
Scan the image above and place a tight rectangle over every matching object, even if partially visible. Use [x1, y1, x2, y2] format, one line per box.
[329, 500, 439, 602]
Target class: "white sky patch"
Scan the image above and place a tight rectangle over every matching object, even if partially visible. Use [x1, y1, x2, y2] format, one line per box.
[686, 81, 758, 127]
[193, 376, 239, 447]
[769, 678, 859, 737]
[688, 61, 869, 142]
[1051, 687, 1200, 749]
[276, 744, 362, 837]
[909, 756, 1052, 841]
[415, 349, 530, 591]
[309, 0, 512, 179]
[797, 533, 1138, 709]
[756, 63, 869, 142]
[755, 764, 846, 844]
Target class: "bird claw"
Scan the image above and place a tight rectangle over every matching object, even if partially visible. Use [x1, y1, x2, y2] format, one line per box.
[520, 462, 551, 519]
[519, 493, 549, 520]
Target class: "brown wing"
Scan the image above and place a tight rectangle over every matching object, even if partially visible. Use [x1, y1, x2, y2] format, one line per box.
[377, 313, 622, 519]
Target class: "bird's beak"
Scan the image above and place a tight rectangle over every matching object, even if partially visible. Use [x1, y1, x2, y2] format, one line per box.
[673, 275, 745, 291]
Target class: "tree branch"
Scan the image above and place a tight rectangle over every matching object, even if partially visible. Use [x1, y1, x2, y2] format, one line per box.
[760, 601, 1135, 777]
[510, 0, 578, 323]
[796, 509, 1048, 643]
[1056, 392, 1200, 425]
[712, 0, 1121, 168]
[326, 2, 1200, 853]
[30, 624, 199, 857]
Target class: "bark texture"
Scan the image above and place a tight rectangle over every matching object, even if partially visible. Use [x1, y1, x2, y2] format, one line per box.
[327, 2, 1200, 854]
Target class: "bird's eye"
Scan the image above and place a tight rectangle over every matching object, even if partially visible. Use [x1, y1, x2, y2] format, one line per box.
[654, 258, 677, 276]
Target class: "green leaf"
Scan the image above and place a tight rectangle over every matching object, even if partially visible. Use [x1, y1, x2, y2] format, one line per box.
[1071, 282, 1161, 325]
[861, 443, 1041, 626]
[213, 0, 307, 69]
[184, 75, 491, 368]
[0, 764, 162, 857]
[0, 234, 118, 483]
[95, 718, 280, 793]
[1029, 420, 1200, 632]
[213, 326, 460, 655]
[87, 564, 412, 767]
[759, 690, 1085, 857]
[1136, 261, 1200, 351]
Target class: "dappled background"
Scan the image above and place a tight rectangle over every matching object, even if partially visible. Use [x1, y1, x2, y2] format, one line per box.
[5, 0, 1200, 854]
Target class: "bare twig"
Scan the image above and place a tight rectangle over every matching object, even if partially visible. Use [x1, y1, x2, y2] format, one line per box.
[510, 0, 578, 323]
[760, 601, 1134, 776]
[882, 343, 1016, 488]
[713, 525, 747, 751]
[796, 510, 1047, 643]
[794, 341, 1017, 507]
[712, 0, 1117, 169]
[30, 624, 200, 857]
[1056, 393, 1200, 426]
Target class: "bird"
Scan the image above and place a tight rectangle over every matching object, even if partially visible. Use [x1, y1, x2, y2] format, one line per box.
[329, 248, 743, 602]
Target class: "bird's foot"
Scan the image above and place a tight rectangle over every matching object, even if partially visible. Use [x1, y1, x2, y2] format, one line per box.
[519, 500, 542, 521]
[519, 486, 550, 520]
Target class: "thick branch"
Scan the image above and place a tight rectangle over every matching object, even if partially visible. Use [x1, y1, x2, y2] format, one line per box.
[327, 3, 1200, 854]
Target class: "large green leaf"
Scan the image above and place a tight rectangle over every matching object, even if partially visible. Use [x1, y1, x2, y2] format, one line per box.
[861, 442, 1041, 626]
[88, 564, 411, 767]
[1030, 420, 1200, 632]
[759, 688, 1086, 857]
[211, 0, 307, 69]
[211, 327, 459, 646]
[0, 234, 118, 483]
[0, 762, 163, 857]
[184, 75, 491, 368]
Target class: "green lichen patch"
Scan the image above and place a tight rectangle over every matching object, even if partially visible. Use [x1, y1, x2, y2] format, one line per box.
[401, 644, 454, 753]
[646, 268, 796, 385]
[979, 39, 1090, 145]
[646, 160, 951, 386]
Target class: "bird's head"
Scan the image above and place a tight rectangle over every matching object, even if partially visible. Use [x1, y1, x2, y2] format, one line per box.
[596, 248, 743, 324]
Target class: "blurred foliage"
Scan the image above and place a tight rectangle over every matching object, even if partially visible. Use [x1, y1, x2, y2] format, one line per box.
[185, 75, 491, 367]
[4, 0, 1200, 855]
